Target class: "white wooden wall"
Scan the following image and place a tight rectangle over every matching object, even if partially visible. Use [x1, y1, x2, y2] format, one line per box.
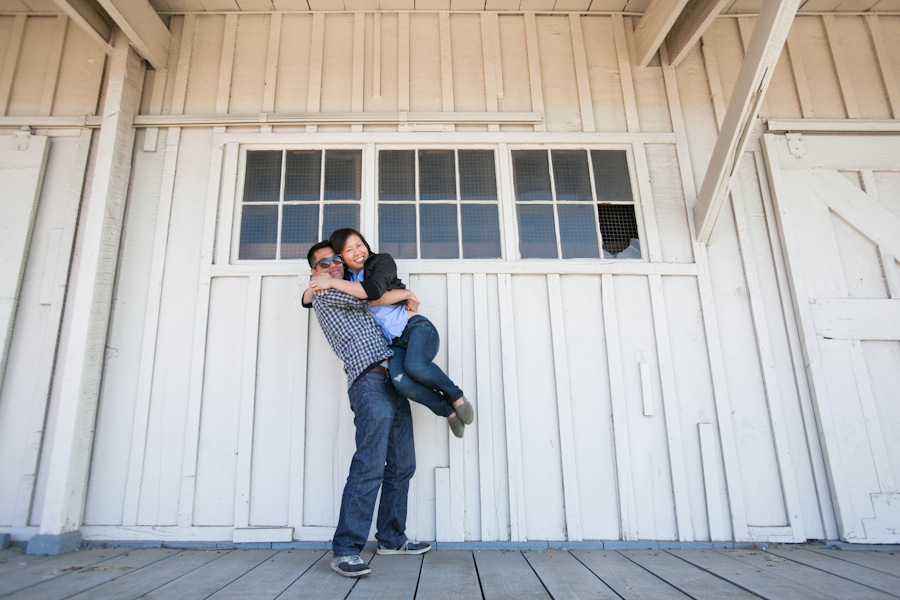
[1, 9, 899, 544]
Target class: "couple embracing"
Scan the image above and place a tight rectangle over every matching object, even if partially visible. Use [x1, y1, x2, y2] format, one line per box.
[303, 228, 474, 578]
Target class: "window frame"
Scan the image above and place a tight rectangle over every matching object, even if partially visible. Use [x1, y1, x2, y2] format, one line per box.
[231, 144, 366, 264]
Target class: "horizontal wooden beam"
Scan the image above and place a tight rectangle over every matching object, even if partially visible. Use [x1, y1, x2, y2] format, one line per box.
[694, 0, 801, 244]
[53, 0, 114, 54]
[766, 119, 900, 133]
[634, 0, 692, 67]
[96, 0, 170, 70]
[810, 299, 900, 341]
[665, 0, 731, 66]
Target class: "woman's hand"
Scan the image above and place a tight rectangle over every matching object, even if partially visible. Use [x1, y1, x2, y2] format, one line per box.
[405, 292, 420, 313]
[309, 274, 335, 296]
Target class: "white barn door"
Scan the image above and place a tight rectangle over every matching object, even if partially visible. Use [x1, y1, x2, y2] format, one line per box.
[763, 133, 900, 543]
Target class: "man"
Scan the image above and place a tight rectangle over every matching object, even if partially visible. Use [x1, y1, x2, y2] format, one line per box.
[305, 241, 430, 578]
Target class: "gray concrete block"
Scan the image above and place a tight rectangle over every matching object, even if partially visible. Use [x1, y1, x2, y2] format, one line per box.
[26, 531, 82, 555]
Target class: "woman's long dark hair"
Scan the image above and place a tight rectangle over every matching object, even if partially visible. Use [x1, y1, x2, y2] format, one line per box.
[329, 228, 374, 258]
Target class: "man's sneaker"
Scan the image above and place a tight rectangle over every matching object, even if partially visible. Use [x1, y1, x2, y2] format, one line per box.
[376, 540, 432, 555]
[449, 415, 465, 438]
[330, 554, 371, 577]
[454, 397, 475, 425]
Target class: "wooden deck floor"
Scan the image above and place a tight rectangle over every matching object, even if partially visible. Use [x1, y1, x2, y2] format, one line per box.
[1, 545, 898, 599]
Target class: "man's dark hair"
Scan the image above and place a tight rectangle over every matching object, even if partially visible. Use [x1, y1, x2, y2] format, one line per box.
[308, 240, 334, 268]
[330, 228, 373, 258]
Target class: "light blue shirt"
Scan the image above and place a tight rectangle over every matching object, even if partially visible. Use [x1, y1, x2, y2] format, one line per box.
[350, 269, 409, 343]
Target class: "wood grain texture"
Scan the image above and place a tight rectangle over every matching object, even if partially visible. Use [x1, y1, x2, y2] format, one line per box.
[573, 550, 692, 600]
[0, 547, 130, 596]
[525, 550, 620, 599]
[807, 548, 900, 577]
[474, 551, 551, 600]
[346, 554, 423, 600]
[140, 550, 274, 600]
[278, 550, 374, 600]
[765, 548, 900, 597]
[207, 550, 323, 599]
[621, 550, 760, 600]
[415, 551, 482, 600]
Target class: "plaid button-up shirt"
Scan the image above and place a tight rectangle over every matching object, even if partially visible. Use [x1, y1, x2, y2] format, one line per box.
[311, 289, 393, 388]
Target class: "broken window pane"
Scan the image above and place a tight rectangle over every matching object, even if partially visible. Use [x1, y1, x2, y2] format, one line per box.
[598, 204, 641, 258]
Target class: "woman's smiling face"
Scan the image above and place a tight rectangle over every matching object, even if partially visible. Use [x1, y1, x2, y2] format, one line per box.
[341, 234, 369, 274]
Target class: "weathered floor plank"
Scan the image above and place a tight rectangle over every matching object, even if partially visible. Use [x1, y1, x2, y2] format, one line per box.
[525, 550, 618, 600]
[0, 546, 130, 595]
[808, 549, 900, 577]
[0, 549, 24, 563]
[473, 551, 550, 600]
[0, 549, 50, 577]
[139, 549, 274, 599]
[767, 548, 900, 597]
[621, 550, 759, 600]
[6, 548, 180, 600]
[278, 550, 374, 600]
[722, 548, 898, 600]
[209, 550, 324, 600]
[572, 550, 691, 600]
[65, 550, 225, 600]
[346, 553, 422, 600]
[415, 551, 482, 600]
[671, 549, 829, 599]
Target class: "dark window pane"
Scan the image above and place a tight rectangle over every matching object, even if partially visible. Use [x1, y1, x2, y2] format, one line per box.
[461, 204, 501, 259]
[239, 204, 278, 259]
[512, 150, 552, 202]
[243, 151, 282, 203]
[552, 150, 592, 202]
[558, 204, 600, 258]
[420, 204, 459, 259]
[322, 204, 360, 240]
[281, 204, 319, 259]
[517, 204, 557, 258]
[591, 150, 634, 203]
[324, 150, 361, 201]
[459, 150, 497, 201]
[379, 150, 415, 201]
[419, 150, 456, 201]
[598, 204, 641, 258]
[284, 150, 321, 202]
[379, 204, 417, 259]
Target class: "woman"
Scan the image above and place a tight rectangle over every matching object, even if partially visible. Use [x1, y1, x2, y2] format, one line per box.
[308, 229, 474, 438]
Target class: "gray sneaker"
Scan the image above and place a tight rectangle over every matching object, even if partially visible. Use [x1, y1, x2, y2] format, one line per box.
[377, 540, 432, 555]
[454, 397, 475, 425]
[330, 554, 371, 577]
[449, 414, 465, 438]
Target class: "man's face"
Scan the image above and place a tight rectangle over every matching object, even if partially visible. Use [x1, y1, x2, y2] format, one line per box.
[311, 247, 344, 279]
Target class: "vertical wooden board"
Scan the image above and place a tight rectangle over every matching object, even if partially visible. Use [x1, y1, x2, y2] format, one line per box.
[409, 13, 442, 113]
[830, 214, 890, 300]
[486, 275, 510, 540]
[872, 171, 900, 221]
[674, 46, 719, 200]
[192, 277, 248, 526]
[698, 19, 744, 114]
[274, 14, 313, 113]
[302, 313, 347, 527]
[662, 276, 724, 541]
[511, 275, 566, 541]
[878, 16, 900, 115]
[82, 131, 170, 525]
[497, 16, 532, 119]
[733, 16, 801, 120]
[320, 13, 355, 119]
[0, 17, 14, 72]
[614, 275, 676, 541]
[450, 14, 487, 114]
[790, 16, 849, 119]
[559, 276, 619, 541]
[366, 13, 398, 114]
[459, 274, 482, 540]
[183, 15, 226, 115]
[248, 277, 300, 527]
[5, 16, 53, 117]
[48, 24, 106, 117]
[139, 129, 213, 526]
[229, 14, 269, 114]
[834, 16, 891, 119]
[631, 66, 673, 134]
[472, 274, 496, 540]
[645, 144, 693, 263]
[569, 14, 595, 133]
[535, 15, 581, 132]
[581, 16, 627, 133]
[705, 198, 788, 528]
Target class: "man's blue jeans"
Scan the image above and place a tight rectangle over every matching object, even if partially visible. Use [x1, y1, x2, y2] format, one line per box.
[332, 371, 415, 557]
[389, 316, 463, 419]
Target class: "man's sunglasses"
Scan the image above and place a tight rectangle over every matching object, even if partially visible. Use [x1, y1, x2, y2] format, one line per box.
[315, 255, 344, 269]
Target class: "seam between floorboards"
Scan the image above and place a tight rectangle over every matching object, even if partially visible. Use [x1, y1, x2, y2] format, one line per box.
[662, 550, 771, 600]
[613, 550, 705, 600]
[566, 550, 626, 599]
[521, 550, 563, 600]
[273, 551, 328, 600]
[105, 549, 233, 600]
[197, 550, 278, 600]
[805, 548, 900, 577]
[764, 549, 900, 599]
[3, 548, 135, 595]
[56, 549, 187, 600]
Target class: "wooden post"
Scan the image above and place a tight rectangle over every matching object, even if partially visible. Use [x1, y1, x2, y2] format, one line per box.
[28, 31, 144, 555]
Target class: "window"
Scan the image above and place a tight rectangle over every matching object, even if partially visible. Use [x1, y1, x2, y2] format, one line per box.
[512, 149, 641, 259]
[238, 149, 362, 260]
[377, 149, 502, 260]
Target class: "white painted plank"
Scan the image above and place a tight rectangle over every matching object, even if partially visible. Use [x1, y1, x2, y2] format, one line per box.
[487, 12, 503, 98]
[373, 13, 381, 98]
[648, 274, 693, 541]
[497, 274, 527, 541]
[38, 229, 62, 306]
[602, 274, 637, 540]
[736, 17, 770, 117]
[524, 13, 545, 132]
[96, 0, 170, 70]
[877, 248, 900, 300]
[866, 15, 900, 119]
[698, 423, 725, 540]
[639, 362, 653, 416]
[473, 274, 496, 541]
[215, 143, 239, 267]
[351, 12, 364, 132]
[785, 29, 814, 119]
[170, 13, 195, 118]
[546, 274, 582, 541]
[39, 15, 68, 117]
[216, 15, 238, 116]
[665, 0, 731, 67]
[569, 14, 595, 133]
[363, 143, 376, 240]
[143, 68, 168, 152]
[700, 38, 727, 128]
[233, 275, 262, 528]
[633, 0, 691, 67]
[632, 143, 663, 262]
[439, 12, 454, 132]
[262, 13, 283, 116]
[232, 527, 292, 543]
[435, 467, 450, 541]
[481, 12, 500, 132]
[307, 12, 325, 133]
[399, 12, 410, 114]
[847, 339, 895, 494]
[822, 14, 859, 119]
[446, 274, 465, 541]
[809, 299, 900, 341]
[287, 276, 311, 532]
[613, 13, 640, 133]
[0, 15, 26, 116]
[122, 127, 182, 526]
